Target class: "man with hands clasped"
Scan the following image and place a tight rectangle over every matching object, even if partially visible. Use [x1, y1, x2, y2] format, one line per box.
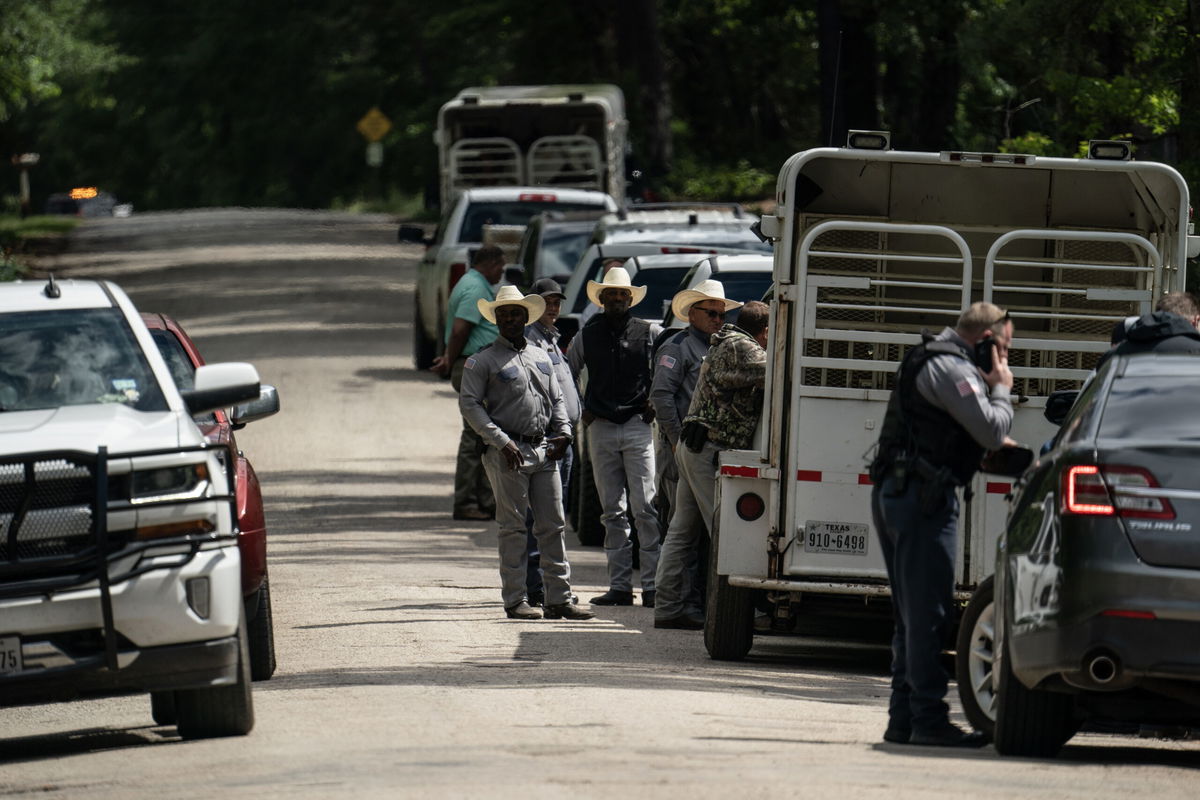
[459, 285, 595, 622]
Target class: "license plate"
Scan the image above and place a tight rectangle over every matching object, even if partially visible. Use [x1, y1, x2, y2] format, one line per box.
[0, 635, 21, 674]
[804, 521, 869, 556]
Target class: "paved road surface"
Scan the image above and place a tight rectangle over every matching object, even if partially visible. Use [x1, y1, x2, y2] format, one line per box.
[3, 210, 1198, 798]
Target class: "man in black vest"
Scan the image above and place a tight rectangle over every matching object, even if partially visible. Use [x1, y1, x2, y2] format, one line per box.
[869, 302, 1015, 748]
[567, 266, 662, 607]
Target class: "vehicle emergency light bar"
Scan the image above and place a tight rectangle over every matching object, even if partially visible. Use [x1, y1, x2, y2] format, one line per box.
[940, 151, 1036, 166]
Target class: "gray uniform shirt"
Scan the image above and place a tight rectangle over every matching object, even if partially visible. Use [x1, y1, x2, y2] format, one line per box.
[915, 327, 1013, 450]
[649, 326, 710, 445]
[525, 320, 580, 425]
[459, 335, 571, 450]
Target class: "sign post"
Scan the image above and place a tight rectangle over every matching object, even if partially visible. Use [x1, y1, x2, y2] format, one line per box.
[356, 108, 391, 200]
[11, 153, 40, 218]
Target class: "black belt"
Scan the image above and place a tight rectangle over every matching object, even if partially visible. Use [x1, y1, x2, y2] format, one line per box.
[507, 431, 545, 445]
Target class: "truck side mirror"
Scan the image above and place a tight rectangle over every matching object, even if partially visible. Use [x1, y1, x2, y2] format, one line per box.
[1043, 389, 1079, 426]
[980, 445, 1034, 477]
[503, 265, 526, 288]
[397, 224, 428, 245]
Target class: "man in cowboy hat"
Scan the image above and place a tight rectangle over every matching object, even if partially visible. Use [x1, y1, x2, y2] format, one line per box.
[521, 277, 581, 606]
[649, 280, 742, 627]
[651, 280, 743, 524]
[567, 266, 662, 607]
[459, 285, 595, 621]
[432, 245, 505, 521]
[655, 301, 770, 630]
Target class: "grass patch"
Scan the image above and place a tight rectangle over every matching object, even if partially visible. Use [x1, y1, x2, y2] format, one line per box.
[0, 215, 79, 281]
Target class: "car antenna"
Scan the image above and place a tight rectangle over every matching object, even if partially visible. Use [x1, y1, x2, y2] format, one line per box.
[44, 274, 61, 299]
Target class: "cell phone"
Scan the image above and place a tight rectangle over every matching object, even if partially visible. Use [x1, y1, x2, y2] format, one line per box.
[975, 338, 997, 373]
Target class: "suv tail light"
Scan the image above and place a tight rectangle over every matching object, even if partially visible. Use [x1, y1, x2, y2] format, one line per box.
[519, 193, 557, 202]
[448, 262, 467, 290]
[1063, 464, 1175, 519]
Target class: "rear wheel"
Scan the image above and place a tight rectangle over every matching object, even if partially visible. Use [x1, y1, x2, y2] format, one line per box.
[993, 619, 1077, 757]
[175, 612, 255, 740]
[413, 296, 437, 370]
[704, 521, 754, 661]
[956, 575, 996, 738]
[246, 576, 277, 681]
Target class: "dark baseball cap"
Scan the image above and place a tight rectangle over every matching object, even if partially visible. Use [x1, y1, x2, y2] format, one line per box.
[530, 277, 566, 299]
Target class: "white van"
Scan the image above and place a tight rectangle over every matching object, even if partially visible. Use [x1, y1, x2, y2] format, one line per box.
[706, 138, 1195, 661]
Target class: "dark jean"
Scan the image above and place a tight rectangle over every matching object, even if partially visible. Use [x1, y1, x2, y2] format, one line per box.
[871, 473, 959, 733]
[526, 445, 573, 597]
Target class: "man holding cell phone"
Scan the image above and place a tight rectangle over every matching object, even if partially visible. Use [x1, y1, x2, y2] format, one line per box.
[868, 302, 1015, 749]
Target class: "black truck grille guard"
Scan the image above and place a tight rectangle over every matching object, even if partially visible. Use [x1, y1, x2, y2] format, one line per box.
[0, 444, 237, 671]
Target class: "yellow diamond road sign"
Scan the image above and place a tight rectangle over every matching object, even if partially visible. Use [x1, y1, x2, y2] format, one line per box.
[356, 107, 392, 143]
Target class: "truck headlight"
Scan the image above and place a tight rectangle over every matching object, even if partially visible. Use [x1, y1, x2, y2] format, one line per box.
[130, 463, 209, 503]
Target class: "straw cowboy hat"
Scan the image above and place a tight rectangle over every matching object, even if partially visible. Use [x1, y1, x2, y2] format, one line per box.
[477, 285, 546, 324]
[586, 266, 646, 308]
[670, 279, 744, 322]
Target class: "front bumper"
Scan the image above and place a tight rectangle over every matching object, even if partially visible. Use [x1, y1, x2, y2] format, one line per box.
[0, 634, 238, 707]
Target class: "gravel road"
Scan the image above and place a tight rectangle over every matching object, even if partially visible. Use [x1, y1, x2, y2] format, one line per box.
[2, 209, 1197, 799]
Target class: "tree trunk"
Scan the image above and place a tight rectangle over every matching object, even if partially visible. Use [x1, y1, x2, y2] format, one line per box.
[818, 0, 880, 147]
[616, 0, 672, 186]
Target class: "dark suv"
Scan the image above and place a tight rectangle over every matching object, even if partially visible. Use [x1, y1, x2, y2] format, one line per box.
[961, 354, 1200, 757]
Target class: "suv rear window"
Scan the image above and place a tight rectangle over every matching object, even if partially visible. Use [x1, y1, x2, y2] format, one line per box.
[1098, 378, 1200, 440]
[0, 308, 167, 412]
[460, 202, 605, 243]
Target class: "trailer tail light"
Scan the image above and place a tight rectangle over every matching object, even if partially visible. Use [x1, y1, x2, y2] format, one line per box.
[735, 492, 765, 522]
[519, 193, 557, 202]
[940, 151, 1035, 166]
[448, 262, 467, 290]
[1063, 465, 1174, 519]
[659, 246, 717, 254]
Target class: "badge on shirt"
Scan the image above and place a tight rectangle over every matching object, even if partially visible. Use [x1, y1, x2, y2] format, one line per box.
[464, 357, 477, 370]
[956, 378, 977, 397]
[658, 354, 677, 369]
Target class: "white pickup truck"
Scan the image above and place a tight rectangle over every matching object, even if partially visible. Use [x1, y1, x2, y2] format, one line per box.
[402, 186, 616, 369]
[0, 277, 263, 739]
[705, 138, 1195, 662]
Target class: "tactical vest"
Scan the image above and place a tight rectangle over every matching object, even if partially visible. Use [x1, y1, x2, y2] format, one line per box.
[581, 314, 653, 424]
[872, 333, 985, 486]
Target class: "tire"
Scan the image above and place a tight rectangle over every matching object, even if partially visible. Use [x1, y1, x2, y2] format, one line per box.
[413, 295, 437, 370]
[574, 437, 605, 547]
[150, 691, 176, 726]
[704, 521, 754, 661]
[993, 613, 1077, 757]
[246, 576, 277, 681]
[955, 575, 996, 738]
[175, 612, 255, 740]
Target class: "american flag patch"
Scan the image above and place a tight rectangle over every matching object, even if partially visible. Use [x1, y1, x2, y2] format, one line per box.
[658, 354, 677, 369]
[464, 357, 477, 370]
[956, 378, 975, 397]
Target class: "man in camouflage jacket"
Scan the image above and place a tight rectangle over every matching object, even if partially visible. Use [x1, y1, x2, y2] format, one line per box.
[653, 301, 769, 629]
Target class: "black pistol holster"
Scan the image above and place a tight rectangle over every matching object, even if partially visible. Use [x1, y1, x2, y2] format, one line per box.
[680, 420, 708, 453]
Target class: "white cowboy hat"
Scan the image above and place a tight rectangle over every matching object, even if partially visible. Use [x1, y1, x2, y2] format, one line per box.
[477, 285, 546, 324]
[586, 266, 646, 309]
[670, 279, 744, 322]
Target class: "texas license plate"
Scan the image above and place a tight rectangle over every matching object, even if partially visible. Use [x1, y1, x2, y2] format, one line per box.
[804, 521, 869, 556]
[0, 635, 21, 674]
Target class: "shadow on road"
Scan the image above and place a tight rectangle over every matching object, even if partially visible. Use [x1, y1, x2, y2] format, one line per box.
[0, 725, 179, 765]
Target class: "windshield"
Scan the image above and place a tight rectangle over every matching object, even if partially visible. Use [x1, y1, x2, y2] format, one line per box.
[716, 272, 774, 305]
[459, 201, 607, 243]
[636, 267, 691, 322]
[538, 228, 594, 280]
[1099, 379, 1200, 440]
[0, 308, 167, 412]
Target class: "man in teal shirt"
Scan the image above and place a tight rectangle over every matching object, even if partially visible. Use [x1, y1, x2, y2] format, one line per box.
[431, 245, 504, 520]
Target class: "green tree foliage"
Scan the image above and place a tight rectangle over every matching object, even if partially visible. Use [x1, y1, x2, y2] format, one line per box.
[3, 0, 1199, 210]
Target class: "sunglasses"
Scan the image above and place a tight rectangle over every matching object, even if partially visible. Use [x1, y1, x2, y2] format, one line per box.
[693, 307, 724, 320]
